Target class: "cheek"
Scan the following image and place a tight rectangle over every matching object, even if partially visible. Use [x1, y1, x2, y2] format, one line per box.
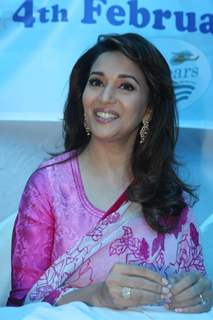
[135, 94, 149, 117]
[82, 88, 96, 112]
[82, 89, 90, 111]
[126, 99, 146, 120]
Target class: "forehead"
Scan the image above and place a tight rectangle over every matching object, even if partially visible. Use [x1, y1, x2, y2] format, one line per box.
[90, 51, 145, 79]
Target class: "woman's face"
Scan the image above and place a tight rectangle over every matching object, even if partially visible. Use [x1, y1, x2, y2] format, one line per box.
[82, 51, 150, 144]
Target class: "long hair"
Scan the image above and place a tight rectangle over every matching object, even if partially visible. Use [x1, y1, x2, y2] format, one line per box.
[63, 33, 197, 233]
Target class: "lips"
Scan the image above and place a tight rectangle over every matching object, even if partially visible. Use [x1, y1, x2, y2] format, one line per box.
[94, 108, 119, 122]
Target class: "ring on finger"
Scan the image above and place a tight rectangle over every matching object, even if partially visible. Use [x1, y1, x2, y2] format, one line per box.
[122, 287, 132, 299]
[199, 293, 207, 305]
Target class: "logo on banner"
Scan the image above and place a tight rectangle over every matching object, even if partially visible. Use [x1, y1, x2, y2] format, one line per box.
[153, 39, 211, 110]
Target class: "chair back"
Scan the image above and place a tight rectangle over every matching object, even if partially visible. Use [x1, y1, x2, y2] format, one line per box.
[0, 213, 17, 306]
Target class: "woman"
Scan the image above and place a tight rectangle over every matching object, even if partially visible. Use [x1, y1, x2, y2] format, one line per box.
[7, 33, 212, 313]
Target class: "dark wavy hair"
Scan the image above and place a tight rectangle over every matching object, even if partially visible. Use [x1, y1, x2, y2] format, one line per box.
[62, 33, 197, 233]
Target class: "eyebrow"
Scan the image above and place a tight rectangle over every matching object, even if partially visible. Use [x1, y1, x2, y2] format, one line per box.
[90, 71, 141, 86]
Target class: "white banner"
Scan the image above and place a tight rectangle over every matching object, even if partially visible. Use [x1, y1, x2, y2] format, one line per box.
[0, 0, 212, 127]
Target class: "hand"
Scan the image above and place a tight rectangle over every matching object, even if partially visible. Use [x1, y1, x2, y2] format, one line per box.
[97, 263, 169, 309]
[166, 272, 213, 313]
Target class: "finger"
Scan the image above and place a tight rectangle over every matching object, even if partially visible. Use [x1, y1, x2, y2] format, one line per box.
[113, 264, 164, 285]
[167, 294, 202, 309]
[168, 289, 213, 311]
[168, 272, 186, 285]
[174, 300, 212, 314]
[119, 287, 161, 307]
[173, 277, 211, 303]
[118, 274, 163, 294]
[133, 288, 162, 305]
[171, 272, 202, 296]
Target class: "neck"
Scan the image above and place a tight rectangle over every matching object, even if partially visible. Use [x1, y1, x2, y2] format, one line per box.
[81, 138, 135, 185]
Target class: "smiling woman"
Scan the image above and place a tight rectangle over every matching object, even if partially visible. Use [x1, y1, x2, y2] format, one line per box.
[82, 51, 150, 144]
[7, 33, 213, 313]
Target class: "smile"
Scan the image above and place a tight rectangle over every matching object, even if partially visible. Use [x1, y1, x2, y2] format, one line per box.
[95, 111, 119, 120]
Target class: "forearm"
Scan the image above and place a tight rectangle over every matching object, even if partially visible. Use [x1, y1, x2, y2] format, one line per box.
[56, 282, 104, 307]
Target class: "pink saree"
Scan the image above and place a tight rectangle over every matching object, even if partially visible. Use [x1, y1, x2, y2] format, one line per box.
[8, 152, 206, 306]
[25, 200, 133, 304]
[25, 198, 206, 305]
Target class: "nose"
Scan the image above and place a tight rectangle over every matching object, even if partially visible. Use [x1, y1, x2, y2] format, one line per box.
[99, 84, 116, 104]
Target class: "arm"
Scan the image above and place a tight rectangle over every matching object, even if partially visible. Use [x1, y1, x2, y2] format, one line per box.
[7, 169, 54, 306]
[55, 264, 169, 309]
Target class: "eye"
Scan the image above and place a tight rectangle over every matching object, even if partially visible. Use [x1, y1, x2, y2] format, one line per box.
[88, 78, 103, 87]
[119, 82, 135, 91]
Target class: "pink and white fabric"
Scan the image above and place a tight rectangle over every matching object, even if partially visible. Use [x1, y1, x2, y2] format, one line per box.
[7, 152, 206, 306]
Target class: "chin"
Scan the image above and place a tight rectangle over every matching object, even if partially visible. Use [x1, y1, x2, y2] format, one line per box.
[91, 132, 119, 143]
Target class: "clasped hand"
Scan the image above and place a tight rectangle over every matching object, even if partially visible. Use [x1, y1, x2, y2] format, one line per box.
[98, 264, 212, 313]
[165, 271, 213, 313]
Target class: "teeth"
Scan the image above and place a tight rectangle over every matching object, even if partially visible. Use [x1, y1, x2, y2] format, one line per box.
[96, 112, 118, 119]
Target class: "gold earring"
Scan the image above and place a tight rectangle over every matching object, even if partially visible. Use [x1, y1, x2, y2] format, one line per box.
[84, 115, 91, 136]
[139, 119, 149, 144]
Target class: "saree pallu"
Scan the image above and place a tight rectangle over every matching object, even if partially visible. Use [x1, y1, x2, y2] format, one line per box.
[24, 201, 206, 305]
